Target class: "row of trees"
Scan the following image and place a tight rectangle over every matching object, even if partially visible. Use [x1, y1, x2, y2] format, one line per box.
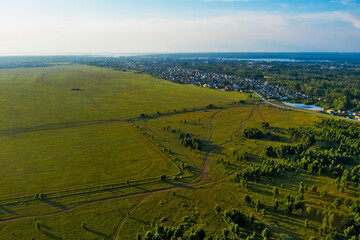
[163, 126, 201, 150]
[137, 207, 268, 240]
[243, 128, 263, 139]
[232, 160, 288, 182]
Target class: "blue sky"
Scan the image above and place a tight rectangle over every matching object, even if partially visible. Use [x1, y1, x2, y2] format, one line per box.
[0, 0, 359, 54]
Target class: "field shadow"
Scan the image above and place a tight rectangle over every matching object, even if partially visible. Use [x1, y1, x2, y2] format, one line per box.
[129, 216, 148, 225]
[187, 165, 202, 174]
[166, 181, 195, 190]
[173, 194, 191, 200]
[265, 211, 302, 228]
[41, 230, 63, 240]
[0, 205, 18, 216]
[201, 139, 225, 154]
[133, 185, 151, 192]
[39, 223, 53, 230]
[42, 199, 67, 210]
[85, 227, 110, 239]
[248, 183, 273, 197]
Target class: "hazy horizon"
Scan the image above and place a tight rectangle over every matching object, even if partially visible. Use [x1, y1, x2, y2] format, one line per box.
[1, 51, 360, 58]
[1, 0, 360, 54]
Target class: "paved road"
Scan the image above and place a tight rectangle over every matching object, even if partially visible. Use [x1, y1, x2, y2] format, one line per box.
[251, 90, 360, 123]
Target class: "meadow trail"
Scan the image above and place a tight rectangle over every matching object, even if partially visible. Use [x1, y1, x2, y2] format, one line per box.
[112, 195, 150, 240]
[256, 104, 266, 122]
[0, 104, 298, 239]
[82, 91, 113, 120]
[0, 105, 230, 137]
[143, 118, 202, 171]
[203, 105, 300, 239]
[0, 105, 256, 225]
[104, 105, 258, 238]
[191, 105, 256, 185]
[0, 119, 127, 136]
[208, 108, 226, 141]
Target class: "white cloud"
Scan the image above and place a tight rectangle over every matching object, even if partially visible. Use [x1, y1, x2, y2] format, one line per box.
[337, 0, 355, 5]
[336, 12, 360, 28]
[0, 10, 359, 53]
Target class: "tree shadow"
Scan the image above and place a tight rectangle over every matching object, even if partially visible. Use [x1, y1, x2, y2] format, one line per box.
[42, 199, 67, 210]
[201, 140, 225, 154]
[39, 223, 53, 230]
[265, 210, 304, 232]
[173, 194, 191, 200]
[166, 180, 195, 190]
[133, 185, 151, 192]
[85, 227, 110, 239]
[187, 165, 202, 174]
[129, 216, 148, 225]
[0, 205, 17, 216]
[41, 230, 63, 240]
[248, 183, 273, 197]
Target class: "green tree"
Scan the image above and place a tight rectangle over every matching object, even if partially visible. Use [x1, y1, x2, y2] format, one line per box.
[35, 221, 40, 231]
[333, 198, 341, 209]
[273, 187, 279, 196]
[273, 199, 279, 211]
[81, 221, 86, 230]
[160, 175, 167, 181]
[136, 233, 142, 240]
[262, 228, 270, 238]
[214, 205, 221, 214]
[255, 200, 261, 212]
[244, 195, 252, 205]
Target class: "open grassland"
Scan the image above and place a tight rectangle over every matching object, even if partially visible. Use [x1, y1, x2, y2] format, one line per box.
[0, 65, 247, 130]
[0, 65, 248, 238]
[0, 65, 359, 240]
[0, 122, 177, 198]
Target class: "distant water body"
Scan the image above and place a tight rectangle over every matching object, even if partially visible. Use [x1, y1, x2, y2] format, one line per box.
[282, 102, 324, 111]
[219, 58, 329, 62]
[153, 53, 360, 63]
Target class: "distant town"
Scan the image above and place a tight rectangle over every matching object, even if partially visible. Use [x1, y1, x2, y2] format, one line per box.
[121, 57, 359, 121]
[88, 56, 360, 121]
[125, 57, 309, 100]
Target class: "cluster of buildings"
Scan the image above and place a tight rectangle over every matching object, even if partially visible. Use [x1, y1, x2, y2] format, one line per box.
[326, 109, 360, 120]
[126, 59, 307, 100]
[242, 79, 309, 100]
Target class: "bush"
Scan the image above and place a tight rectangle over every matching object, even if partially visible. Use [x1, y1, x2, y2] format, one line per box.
[244, 195, 252, 205]
[262, 228, 270, 238]
[160, 175, 167, 181]
[81, 221, 86, 230]
[214, 205, 221, 214]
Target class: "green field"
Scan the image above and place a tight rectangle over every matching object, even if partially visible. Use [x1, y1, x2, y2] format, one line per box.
[0, 65, 359, 240]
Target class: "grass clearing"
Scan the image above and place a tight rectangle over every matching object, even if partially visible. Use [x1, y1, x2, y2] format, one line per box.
[1, 65, 358, 239]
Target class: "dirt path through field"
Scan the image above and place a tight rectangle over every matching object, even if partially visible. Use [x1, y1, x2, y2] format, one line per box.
[0, 106, 254, 223]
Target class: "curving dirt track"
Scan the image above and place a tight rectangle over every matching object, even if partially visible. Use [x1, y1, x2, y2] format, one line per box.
[0, 106, 256, 225]
[0, 103, 298, 239]
[197, 106, 257, 185]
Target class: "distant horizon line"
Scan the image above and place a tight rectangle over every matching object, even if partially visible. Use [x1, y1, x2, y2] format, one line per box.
[1, 51, 360, 57]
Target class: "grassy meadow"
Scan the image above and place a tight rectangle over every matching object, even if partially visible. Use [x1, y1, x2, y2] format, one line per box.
[0, 65, 359, 239]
